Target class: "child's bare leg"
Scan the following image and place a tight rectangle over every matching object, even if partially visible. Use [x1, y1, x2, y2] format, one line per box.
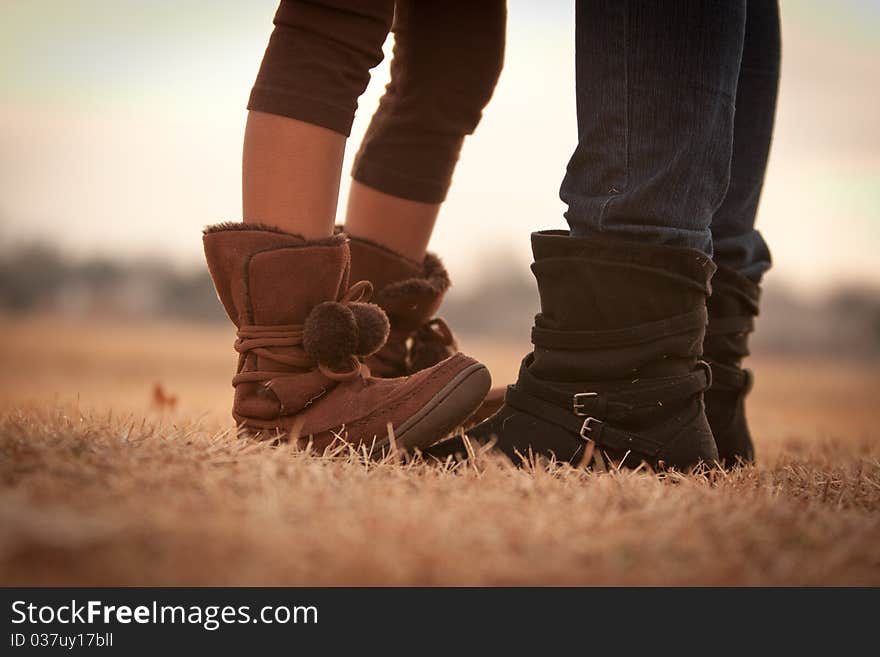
[344, 181, 438, 262]
[243, 112, 344, 239]
[242, 0, 393, 237]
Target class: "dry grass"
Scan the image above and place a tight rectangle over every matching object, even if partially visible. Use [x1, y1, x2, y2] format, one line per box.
[1, 316, 879, 586]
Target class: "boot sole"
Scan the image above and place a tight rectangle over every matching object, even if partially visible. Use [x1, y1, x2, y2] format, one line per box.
[373, 362, 491, 455]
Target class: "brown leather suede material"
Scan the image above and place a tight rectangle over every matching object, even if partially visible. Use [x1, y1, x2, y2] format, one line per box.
[235, 381, 282, 421]
[203, 227, 306, 325]
[260, 369, 332, 418]
[344, 235, 504, 426]
[368, 335, 411, 379]
[204, 223, 485, 447]
[349, 236, 450, 331]
[242, 353, 476, 445]
[204, 226, 321, 421]
[348, 236, 423, 293]
[374, 285, 444, 333]
[346, 235, 455, 377]
[249, 244, 349, 388]
[248, 244, 348, 325]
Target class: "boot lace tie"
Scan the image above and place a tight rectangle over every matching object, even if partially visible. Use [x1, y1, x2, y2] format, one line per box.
[409, 317, 458, 371]
[232, 280, 377, 388]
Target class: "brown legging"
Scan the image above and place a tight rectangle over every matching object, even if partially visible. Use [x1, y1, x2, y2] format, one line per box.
[248, 0, 506, 204]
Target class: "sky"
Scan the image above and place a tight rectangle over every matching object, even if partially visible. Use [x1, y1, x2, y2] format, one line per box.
[1, 0, 878, 295]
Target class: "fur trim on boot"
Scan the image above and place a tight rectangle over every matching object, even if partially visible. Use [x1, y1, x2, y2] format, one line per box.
[346, 234, 455, 378]
[203, 223, 491, 452]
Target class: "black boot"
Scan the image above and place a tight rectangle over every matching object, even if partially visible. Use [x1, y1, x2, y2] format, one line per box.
[703, 264, 760, 466]
[426, 230, 719, 471]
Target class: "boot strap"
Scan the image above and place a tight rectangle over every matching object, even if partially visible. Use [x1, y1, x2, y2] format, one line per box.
[505, 359, 712, 458]
[704, 313, 754, 393]
[705, 360, 753, 393]
[706, 315, 754, 336]
[516, 356, 712, 417]
[504, 385, 665, 456]
[532, 308, 707, 350]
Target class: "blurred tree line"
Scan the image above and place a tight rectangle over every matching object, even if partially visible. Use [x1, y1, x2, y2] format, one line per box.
[0, 242, 877, 358]
[0, 243, 224, 321]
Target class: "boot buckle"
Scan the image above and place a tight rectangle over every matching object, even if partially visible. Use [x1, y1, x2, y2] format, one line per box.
[579, 416, 601, 440]
[697, 359, 713, 389]
[573, 392, 598, 416]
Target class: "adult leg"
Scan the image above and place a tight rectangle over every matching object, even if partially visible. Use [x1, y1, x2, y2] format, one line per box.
[704, 0, 781, 465]
[433, 0, 749, 470]
[561, 1, 746, 250]
[710, 0, 778, 283]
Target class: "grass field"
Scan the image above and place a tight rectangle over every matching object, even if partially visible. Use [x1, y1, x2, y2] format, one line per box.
[1, 316, 879, 585]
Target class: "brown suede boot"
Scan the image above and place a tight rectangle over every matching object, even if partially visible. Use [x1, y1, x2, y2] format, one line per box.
[347, 235, 506, 422]
[347, 235, 455, 378]
[203, 223, 491, 452]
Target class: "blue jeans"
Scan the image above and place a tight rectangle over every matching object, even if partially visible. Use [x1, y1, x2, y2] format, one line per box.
[560, 0, 779, 282]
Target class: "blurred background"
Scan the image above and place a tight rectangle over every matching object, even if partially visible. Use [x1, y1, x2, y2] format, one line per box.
[1, 0, 878, 357]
